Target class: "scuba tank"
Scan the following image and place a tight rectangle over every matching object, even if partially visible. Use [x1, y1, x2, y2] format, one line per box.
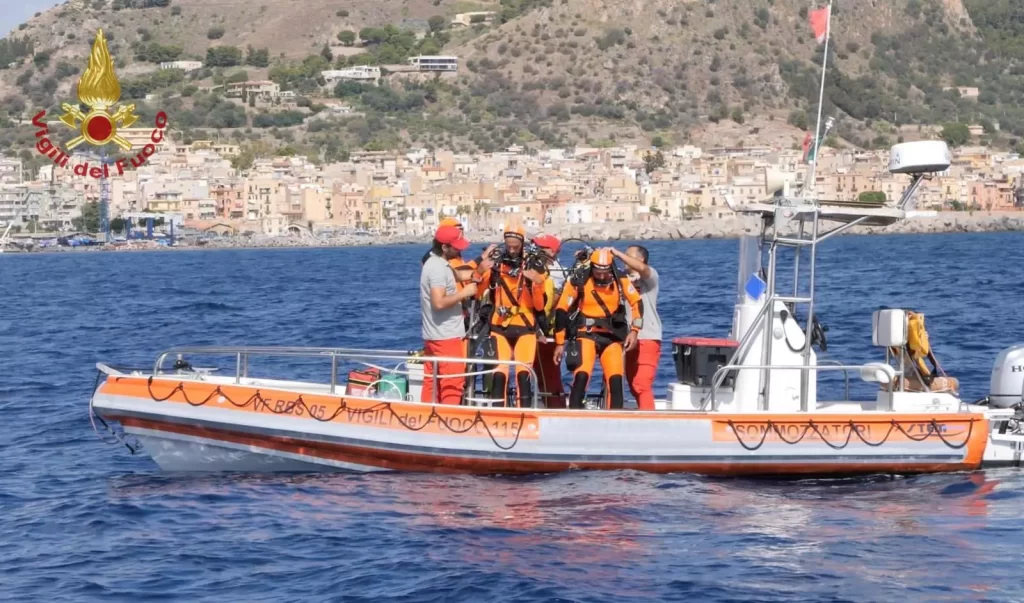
[562, 244, 592, 373]
[480, 333, 497, 395]
[472, 275, 498, 398]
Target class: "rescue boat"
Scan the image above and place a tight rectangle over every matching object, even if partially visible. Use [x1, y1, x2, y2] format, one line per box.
[88, 140, 1024, 476]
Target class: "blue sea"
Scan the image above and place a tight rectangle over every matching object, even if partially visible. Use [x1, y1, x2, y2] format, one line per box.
[2, 232, 1024, 602]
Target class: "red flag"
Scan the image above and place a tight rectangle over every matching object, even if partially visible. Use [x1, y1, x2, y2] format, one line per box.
[801, 132, 812, 162]
[808, 6, 830, 44]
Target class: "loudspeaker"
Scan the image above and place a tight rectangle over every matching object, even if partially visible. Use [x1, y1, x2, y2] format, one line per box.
[764, 168, 796, 197]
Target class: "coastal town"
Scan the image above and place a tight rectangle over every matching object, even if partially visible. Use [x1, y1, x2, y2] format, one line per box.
[2, 131, 1024, 247]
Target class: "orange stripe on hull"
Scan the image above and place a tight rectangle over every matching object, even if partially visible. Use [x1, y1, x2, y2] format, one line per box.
[114, 415, 985, 477]
[102, 377, 540, 441]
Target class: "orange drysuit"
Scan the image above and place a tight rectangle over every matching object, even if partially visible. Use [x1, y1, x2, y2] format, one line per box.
[555, 275, 643, 409]
[477, 263, 545, 407]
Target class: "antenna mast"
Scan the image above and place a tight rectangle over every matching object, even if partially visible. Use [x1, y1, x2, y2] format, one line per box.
[804, 0, 833, 200]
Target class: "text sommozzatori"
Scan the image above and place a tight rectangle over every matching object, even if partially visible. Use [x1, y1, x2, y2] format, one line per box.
[31, 110, 169, 178]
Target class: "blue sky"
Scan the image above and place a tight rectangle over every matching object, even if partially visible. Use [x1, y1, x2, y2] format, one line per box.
[2, 0, 62, 38]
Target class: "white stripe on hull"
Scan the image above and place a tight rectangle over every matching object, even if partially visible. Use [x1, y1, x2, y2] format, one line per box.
[127, 427, 391, 473]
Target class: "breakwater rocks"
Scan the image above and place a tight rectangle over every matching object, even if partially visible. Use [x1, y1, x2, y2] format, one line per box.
[9, 211, 1022, 254]
[106, 211, 1024, 250]
[462, 211, 1024, 245]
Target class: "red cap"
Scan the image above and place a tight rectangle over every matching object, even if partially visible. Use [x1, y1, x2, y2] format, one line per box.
[532, 234, 561, 251]
[435, 225, 470, 251]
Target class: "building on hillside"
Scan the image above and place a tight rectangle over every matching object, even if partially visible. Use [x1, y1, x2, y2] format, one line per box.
[942, 86, 980, 99]
[225, 81, 282, 100]
[970, 180, 1017, 210]
[322, 66, 381, 86]
[0, 185, 33, 226]
[0, 158, 23, 184]
[118, 124, 172, 151]
[211, 181, 246, 219]
[160, 60, 203, 72]
[185, 140, 241, 159]
[451, 12, 496, 27]
[324, 103, 355, 115]
[408, 56, 458, 72]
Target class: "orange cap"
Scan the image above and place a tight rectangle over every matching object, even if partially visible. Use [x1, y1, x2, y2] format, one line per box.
[439, 217, 462, 229]
[532, 234, 561, 251]
[435, 225, 470, 251]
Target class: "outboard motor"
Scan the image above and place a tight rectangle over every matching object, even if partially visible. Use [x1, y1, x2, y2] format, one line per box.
[989, 345, 1024, 408]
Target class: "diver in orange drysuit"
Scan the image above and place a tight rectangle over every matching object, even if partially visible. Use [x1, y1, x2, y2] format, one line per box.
[553, 249, 643, 410]
[476, 224, 546, 407]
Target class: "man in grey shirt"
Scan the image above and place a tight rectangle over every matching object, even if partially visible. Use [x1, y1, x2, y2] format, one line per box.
[611, 245, 661, 410]
[420, 225, 477, 404]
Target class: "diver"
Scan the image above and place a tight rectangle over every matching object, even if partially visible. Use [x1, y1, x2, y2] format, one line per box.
[553, 249, 643, 410]
[475, 224, 546, 407]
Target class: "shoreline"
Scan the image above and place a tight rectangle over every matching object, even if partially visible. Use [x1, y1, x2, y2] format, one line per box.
[4, 211, 1023, 253]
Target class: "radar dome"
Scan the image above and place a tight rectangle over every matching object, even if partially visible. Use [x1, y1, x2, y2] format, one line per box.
[888, 141, 952, 175]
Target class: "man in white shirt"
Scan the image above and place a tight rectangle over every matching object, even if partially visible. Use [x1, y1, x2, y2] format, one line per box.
[611, 245, 661, 410]
[421, 225, 477, 404]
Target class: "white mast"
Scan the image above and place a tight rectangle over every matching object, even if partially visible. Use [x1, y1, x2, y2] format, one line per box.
[804, 0, 833, 200]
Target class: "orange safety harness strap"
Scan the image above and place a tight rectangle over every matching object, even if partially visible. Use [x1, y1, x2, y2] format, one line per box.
[493, 268, 536, 330]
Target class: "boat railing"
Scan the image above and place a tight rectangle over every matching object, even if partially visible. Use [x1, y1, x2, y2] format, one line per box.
[706, 362, 899, 411]
[153, 345, 542, 408]
[817, 359, 852, 400]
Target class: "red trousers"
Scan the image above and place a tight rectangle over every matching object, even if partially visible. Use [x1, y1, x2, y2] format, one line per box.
[534, 340, 565, 408]
[421, 338, 466, 405]
[626, 340, 661, 411]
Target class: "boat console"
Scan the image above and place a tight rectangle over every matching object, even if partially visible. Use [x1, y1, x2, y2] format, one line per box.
[659, 140, 975, 415]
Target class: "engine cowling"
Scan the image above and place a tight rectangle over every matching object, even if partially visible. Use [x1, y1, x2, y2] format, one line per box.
[990, 345, 1024, 408]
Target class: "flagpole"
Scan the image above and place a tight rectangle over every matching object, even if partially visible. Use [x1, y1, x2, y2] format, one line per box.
[804, 0, 832, 201]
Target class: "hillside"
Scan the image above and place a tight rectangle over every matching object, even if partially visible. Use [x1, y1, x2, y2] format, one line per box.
[1, 0, 1024, 171]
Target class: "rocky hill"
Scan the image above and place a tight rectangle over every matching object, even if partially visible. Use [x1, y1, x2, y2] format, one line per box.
[1, 0, 1022, 170]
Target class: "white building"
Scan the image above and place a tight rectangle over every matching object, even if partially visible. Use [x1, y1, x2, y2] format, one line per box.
[225, 80, 281, 100]
[451, 12, 496, 27]
[0, 158, 23, 184]
[160, 60, 203, 72]
[563, 203, 594, 224]
[408, 56, 458, 72]
[322, 66, 381, 86]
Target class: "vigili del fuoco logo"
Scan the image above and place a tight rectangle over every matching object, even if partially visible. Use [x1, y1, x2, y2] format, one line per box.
[31, 28, 169, 179]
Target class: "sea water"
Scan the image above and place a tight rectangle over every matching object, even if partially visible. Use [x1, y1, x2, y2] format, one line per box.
[1, 232, 1023, 602]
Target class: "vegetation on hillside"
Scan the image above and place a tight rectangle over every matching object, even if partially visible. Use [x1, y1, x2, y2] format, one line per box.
[0, 37, 34, 68]
[6, 0, 1024, 170]
[341, 25, 450, 65]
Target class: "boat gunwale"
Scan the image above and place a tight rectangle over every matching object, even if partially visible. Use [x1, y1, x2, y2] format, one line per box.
[98, 374, 986, 422]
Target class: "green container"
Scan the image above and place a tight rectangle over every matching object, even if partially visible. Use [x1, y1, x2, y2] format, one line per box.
[378, 372, 408, 400]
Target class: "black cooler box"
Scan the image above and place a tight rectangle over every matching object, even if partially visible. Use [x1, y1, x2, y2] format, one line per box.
[672, 337, 740, 388]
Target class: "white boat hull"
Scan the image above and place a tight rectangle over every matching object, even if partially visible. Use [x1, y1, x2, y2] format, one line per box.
[92, 374, 989, 476]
